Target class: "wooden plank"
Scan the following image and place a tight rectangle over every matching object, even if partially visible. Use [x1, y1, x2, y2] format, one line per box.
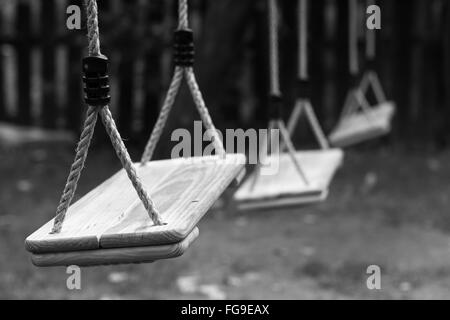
[329, 101, 395, 147]
[26, 154, 245, 253]
[234, 149, 343, 205]
[30, 227, 199, 267]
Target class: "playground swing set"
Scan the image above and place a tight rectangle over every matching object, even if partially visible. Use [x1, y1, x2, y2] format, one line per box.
[234, 0, 343, 210]
[328, 0, 395, 147]
[25, 0, 245, 267]
[25, 0, 395, 267]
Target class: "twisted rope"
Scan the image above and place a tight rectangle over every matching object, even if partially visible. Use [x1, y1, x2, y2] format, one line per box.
[52, 106, 98, 233]
[52, 0, 162, 234]
[85, 0, 101, 56]
[185, 68, 225, 156]
[100, 107, 163, 225]
[141, 0, 225, 163]
[268, 0, 281, 96]
[178, 0, 189, 30]
[298, 0, 308, 80]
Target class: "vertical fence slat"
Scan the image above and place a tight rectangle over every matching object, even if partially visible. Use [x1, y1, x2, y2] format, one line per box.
[392, 0, 413, 143]
[309, 0, 325, 129]
[55, 0, 69, 129]
[66, 0, 84, 132]
[2, 0, 18, 121]
[16, 1, 32, 125]
[41, 0, 56, 128]
[131, 0, 151, 137]
[322, 0, 337, 130]
[442, 0, 450, 147]
[333, 0, 349, 128]
[0, 0, 447, 148]
[115, 1, 135, 138]
[30, 0, 42, 126]
[0, 4, 5, 121]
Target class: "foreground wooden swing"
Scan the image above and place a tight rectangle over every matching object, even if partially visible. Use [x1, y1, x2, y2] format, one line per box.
[25, 0, 245, 267]
[328, 0, 395, 148]
[234, 0, 343, 211]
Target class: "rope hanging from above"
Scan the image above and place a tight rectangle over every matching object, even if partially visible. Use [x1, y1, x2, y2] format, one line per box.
[250, 0, 309, 187]
[51, 0, 163, 234]
[140, 0, 225, 164]
[298, 0, 308, 81]
[296, 0, 312, 100]
[268, 0, 281, 98]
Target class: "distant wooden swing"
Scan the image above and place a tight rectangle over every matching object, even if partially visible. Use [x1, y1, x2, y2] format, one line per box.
[25, 0, 245, 267]
[234, 0, 343, 211]
[328, 0, 395, 148]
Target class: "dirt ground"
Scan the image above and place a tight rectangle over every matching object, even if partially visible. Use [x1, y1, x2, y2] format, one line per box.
[1, 143, 450, 299]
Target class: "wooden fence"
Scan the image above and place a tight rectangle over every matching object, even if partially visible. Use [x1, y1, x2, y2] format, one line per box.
[0, 0, 449, 148]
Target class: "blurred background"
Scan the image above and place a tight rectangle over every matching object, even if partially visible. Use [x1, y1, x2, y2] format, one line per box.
[1, 0, 450, 299]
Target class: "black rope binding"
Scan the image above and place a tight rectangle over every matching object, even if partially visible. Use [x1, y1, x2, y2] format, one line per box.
[350, 71, 362, 89]
[364, 58, 377, 71]
[174, 29, 195, 67]
[82, 55, 111, 107]
[269, 94, 283, 120]
[296, 79, 312, 100]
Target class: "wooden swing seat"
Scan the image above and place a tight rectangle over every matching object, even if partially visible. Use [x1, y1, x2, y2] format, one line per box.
[329, 101, 395, 148]
[26, 154, 245, 264]
[234, 149, 343, 211]
[29, 227, 199, 267]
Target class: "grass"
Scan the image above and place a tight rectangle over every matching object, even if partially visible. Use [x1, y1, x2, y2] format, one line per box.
[1, 143, 450, 299]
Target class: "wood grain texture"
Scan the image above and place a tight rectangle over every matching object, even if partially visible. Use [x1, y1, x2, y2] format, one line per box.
[30, 227, 199, 267]
[234, 149, 343, 208]
[329, 102, 396, 148]
[26, 154, 245, 254]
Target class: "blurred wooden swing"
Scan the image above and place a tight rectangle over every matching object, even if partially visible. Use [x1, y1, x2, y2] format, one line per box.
[25, 0, 245, 267]
[234, 0, 343, 210]
[328, 0, 395, 148]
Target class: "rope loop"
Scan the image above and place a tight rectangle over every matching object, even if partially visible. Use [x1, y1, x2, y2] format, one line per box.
[141, 0, 225, 163]
[51, 0, 163, 234]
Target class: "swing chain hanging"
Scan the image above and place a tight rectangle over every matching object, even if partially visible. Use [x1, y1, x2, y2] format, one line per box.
[140, 0, 225, 164]
[51, 0, 164, 234]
